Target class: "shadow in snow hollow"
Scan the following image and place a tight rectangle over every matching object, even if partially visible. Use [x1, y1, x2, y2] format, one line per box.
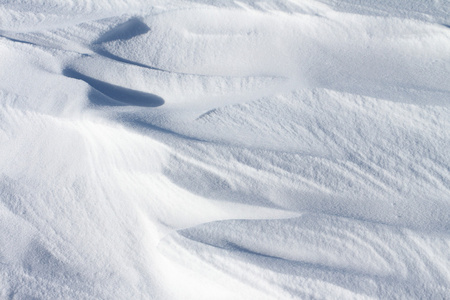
[63, 68, 164, 108]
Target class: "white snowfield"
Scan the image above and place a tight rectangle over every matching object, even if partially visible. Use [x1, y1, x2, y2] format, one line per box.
[0, 0, 449, 298]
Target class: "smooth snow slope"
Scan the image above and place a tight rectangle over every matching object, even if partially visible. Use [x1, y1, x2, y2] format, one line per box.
[0, 0, 449, 299]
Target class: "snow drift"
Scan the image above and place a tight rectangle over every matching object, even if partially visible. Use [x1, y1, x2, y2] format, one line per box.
[0, 0, 449, 299]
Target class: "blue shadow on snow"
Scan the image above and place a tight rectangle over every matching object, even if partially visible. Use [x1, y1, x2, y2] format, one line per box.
[63, 68, 164, 107]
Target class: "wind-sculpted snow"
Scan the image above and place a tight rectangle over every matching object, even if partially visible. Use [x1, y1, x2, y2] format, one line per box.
[0, 0, 449, 299]
[160, 215, 450, 299]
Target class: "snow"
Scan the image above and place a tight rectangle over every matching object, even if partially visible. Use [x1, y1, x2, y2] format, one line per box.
[0, 0, 449, 299]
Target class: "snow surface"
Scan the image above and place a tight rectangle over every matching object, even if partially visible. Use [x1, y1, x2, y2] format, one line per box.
[0, 0, 449, 299]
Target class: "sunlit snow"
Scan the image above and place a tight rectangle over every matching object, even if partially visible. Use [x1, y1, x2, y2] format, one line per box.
[0, 0, 449, 299]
